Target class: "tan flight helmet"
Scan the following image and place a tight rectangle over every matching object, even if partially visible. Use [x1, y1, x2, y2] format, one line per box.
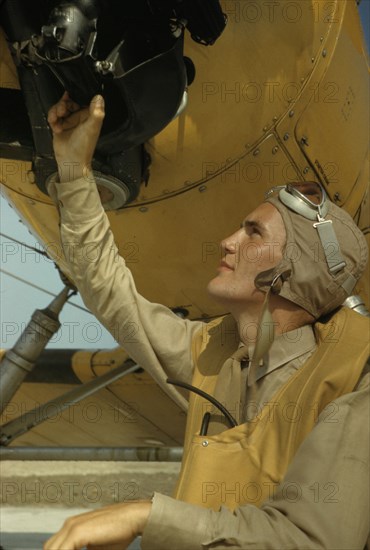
[256, 182, 368, 320]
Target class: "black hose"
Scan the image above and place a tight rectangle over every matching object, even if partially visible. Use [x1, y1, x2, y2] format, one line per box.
[167, 378, 238, 428]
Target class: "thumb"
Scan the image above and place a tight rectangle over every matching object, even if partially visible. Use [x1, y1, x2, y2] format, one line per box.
[89, 94, 105, 124]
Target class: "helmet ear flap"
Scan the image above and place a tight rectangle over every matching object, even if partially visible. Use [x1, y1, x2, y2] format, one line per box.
[270, 269, 292, 294]
[254, 265, 291, 294]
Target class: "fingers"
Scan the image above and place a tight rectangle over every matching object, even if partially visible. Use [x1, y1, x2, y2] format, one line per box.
[47, 92, 82, 134]
[43, 513, 87, 550]
[48, 92, 104, 135]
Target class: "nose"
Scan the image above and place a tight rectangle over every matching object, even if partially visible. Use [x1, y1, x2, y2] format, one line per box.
[221, 230, 240, 255]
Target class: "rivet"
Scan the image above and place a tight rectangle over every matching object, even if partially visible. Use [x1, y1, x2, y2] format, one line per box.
[322, 49, 327, 57]
[334, 192, 341, 202]
[202, 440, 209, 447]
[283, 133, 290, 141]
[303, 167, 310, 174]
[263, 126, 268, 132]
[311, 57, 315, 63]
[301, 136, 309, 146]
[253, 149, 260, 156]
[199, 185, 207, 192]
[139, 207, 148, 213]
[289, 110, 294, 117]
[27, 170, 35, 184]
[273, 116, 278, 122]
[320, 36, 324, 42]
[272, 146, 279, 155]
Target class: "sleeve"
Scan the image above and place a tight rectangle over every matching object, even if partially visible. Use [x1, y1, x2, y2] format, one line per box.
[51, 175, 204, 409]
[141, 381, 370, 550]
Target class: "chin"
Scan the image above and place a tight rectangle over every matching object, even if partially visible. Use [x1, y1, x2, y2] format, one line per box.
[206, 278, 233, 307]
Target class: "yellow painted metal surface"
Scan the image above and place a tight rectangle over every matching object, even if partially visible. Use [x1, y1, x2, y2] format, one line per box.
[1, 0, 368, 315]
[1, 0, 368, 447]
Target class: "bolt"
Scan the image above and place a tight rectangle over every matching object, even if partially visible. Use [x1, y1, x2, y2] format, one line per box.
[253, 149, 260, 156]
[301, 136, 309, 146]
[283, 133, 290, 141]
[303, 167, 310, 174]
[202, 440, 209, 447]
[322, 49, 327, 58]
[289, 110, 294, 117]
[272, 146, 279, 155]
[199, 185, 207, 192]
[334, 192, 341, 202]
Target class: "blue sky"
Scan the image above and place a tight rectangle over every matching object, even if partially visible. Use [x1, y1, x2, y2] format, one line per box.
[0, 199, 117, 349]
[0, 3, 369, 349]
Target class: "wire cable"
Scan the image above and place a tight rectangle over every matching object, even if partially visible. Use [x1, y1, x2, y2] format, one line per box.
[0, 232, 48, 256]
[0, 268, 91, 314]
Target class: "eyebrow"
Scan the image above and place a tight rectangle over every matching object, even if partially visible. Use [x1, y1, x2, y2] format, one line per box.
[241, 219, 265, 233]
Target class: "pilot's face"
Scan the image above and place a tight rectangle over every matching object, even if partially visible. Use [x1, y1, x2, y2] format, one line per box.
[207, 202, 286, 311]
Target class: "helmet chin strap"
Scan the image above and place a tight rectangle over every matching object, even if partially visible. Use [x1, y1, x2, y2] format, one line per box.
[248, 269, 291, 402]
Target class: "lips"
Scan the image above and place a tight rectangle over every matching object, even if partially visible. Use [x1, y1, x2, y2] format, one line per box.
[219, 260, 234, 270]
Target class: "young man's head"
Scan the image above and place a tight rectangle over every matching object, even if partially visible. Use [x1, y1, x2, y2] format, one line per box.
[208, 182, 368, 322]
[207, 201, 287, 317]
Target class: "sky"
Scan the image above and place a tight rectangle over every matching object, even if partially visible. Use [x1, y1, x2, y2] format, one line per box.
[0, 200, 117, 349]
[0, 2, 369, 350]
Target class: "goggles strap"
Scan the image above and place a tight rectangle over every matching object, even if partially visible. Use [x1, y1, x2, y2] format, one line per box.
[313, 219, 346, 274]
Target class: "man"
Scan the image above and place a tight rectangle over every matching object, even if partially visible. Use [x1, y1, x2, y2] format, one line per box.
[44, 94, 369, 550]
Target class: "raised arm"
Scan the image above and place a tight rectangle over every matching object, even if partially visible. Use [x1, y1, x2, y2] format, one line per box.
[48, 93, 203, 409]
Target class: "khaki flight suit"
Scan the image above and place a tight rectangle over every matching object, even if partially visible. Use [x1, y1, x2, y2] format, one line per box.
[52, 176, 370, 550]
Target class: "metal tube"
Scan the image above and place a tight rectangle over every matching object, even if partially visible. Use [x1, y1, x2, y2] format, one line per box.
[0, 288, 69, 414]
[0, 446, 183, 462]
[0, 363, 141, 446]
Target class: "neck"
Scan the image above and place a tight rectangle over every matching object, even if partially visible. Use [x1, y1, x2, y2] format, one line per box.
[231, 295, 314, 346]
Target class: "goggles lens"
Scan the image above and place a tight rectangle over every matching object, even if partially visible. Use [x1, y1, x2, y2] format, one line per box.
[266, 181, 324, 203]
[265, 181, 328, 221]
[286, 181, 325, 206]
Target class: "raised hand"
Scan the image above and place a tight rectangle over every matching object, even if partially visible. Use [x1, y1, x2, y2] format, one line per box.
[48, 91, 105, 182]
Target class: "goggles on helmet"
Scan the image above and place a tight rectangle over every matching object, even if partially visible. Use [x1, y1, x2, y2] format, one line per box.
[265, 181, 346, 275]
